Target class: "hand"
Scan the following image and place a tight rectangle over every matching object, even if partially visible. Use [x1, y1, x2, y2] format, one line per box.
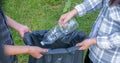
[17, 25, 30, 38]
[58, 9, 78, 27]
[76, 38, 97, 50]
[6, 16, 30, 37]
[28, 46, 48, 59]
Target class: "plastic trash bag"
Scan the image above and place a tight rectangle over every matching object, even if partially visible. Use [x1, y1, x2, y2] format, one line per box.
[40, 18, 79, 46]
[23, 30, 87, 63]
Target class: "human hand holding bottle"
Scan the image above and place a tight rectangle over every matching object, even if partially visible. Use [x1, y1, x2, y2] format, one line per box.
[40, 9, 78, 46]
[58, 9, 78, 27]
[41, 15, 79, 46]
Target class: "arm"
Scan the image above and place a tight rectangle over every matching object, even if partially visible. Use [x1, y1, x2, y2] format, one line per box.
[76, 33, 120, 50]
[4, 45, 48, 58]
[77, 7, 120, 50]
[75, 0, 103, 16]
[6, 16, 30, 37]
[76, 32, 120, 50]
[58, 0, 103, 26]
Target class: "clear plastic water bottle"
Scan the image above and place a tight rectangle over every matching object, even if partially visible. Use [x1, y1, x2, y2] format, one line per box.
[40, 18, 79, 46]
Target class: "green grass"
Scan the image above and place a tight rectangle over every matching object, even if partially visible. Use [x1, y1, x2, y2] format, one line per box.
[2, 0, 99, 63]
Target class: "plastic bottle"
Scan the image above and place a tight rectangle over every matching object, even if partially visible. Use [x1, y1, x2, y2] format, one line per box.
[40, 18, 79, 46]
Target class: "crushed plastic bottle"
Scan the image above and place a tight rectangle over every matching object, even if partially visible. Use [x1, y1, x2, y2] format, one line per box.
[40, 18, 79, 46]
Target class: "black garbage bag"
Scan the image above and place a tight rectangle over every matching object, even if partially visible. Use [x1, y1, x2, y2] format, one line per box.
[23, 30, 87, 63]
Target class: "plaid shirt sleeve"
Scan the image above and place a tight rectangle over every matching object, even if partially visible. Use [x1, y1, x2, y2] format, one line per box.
[74, 0, 103, 17]
[96, 6, 120, 49]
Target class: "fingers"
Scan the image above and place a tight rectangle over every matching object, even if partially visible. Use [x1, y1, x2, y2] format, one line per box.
[18, 31, 23, 38]
[58, 14, 70, 27]
[32, 53, 43, 59]
[58, 9, 77, 26]
[76, 43, 83, 49]
[29, 47, 48, 59]
[36, 54, 43, 59]
[27, 27, 31, 32]
[38, 48, 48, 53]
[24, 26, 31, 33]
[58, 15, 65, 26]
[76, 43, 84, 50]
[19, 26, 31, 38]
[35, 48, 48, 59]
[79, 47, 86, 50]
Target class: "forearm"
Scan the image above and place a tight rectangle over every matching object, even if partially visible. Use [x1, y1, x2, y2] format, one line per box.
[69, 9, 78, 16]
[4, 45, 29, 55]
[67, 9, 78, 18]
[74, 0, 103, 16]
[6, 16, 23, 31]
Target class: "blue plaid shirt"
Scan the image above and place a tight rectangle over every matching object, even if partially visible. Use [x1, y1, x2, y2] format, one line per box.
[75, 0, 120, 63]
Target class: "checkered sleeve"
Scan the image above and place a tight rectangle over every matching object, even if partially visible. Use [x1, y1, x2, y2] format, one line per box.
[97, 33, 120, 49]
[74, 0, 103, 16]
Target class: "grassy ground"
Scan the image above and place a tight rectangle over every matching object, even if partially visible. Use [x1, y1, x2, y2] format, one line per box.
[2, 0, 99, 63]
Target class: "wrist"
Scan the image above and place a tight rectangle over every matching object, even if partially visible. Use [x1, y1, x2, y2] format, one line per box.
[71, 9, 78, 16]
[26, 46, 31, 54]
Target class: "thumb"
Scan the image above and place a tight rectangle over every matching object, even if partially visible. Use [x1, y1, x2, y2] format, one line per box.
[26, 27, 31, 32]
[20, 32, 24, 38]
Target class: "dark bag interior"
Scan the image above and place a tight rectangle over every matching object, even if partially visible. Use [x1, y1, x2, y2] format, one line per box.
[23, 30, 87, 63]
